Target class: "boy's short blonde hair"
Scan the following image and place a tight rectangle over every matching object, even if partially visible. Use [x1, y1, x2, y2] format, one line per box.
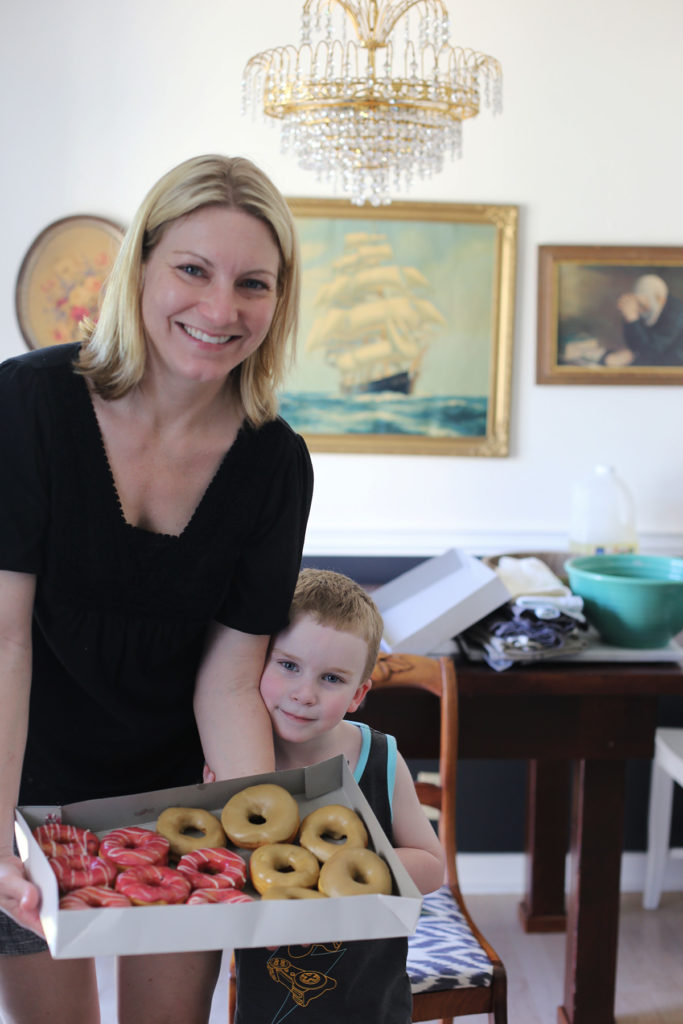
[290, 569, 384, 681]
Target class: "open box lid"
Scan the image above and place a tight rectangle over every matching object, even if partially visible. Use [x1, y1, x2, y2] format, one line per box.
[373, 548, 510, 654]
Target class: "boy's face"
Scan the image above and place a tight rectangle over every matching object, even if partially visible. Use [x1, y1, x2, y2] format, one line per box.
[260, 614, 371, 745]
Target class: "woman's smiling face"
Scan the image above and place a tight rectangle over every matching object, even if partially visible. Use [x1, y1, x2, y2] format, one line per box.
[140, 204, 280, 387]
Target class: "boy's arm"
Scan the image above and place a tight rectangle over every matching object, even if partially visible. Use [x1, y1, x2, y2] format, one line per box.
[390, 752, 446, 894]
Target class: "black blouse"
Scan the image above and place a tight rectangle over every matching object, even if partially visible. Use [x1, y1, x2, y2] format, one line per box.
[0, 344, 313, 805]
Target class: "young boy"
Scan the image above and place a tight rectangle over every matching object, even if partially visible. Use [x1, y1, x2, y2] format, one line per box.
[233, 568, 446, 1023]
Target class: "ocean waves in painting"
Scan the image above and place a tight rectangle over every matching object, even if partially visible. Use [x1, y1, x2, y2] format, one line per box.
[279, 392, 487, 438]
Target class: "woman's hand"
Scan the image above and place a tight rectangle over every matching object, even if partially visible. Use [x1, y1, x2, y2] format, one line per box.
[0, 853, 45, 937]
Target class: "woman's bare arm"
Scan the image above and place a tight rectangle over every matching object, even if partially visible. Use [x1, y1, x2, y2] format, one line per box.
[193, 623, 274, 782]
[0, 569, 43, 935]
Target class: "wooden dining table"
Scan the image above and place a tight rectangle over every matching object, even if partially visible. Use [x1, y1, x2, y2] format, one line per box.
[359, 652, 683, 1024]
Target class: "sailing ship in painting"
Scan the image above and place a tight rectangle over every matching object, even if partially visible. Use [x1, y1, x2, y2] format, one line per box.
[305, 232, 446, 394]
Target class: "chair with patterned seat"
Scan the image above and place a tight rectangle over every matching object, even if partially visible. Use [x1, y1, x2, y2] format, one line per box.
[357, 651, 508, 1024]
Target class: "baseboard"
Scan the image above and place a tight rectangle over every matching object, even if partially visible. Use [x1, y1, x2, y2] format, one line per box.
[456, 850, 683, 895]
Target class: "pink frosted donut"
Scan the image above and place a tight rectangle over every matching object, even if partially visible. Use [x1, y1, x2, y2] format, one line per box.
[34, 824, 99, 858]
[100, 827, 169, 868]
[115, 865, 191, 906]
[177, 848, 247, 891]
[187, 888, 253, 905]
[59, 885, 132, 909]
[49, 854, 117, 892]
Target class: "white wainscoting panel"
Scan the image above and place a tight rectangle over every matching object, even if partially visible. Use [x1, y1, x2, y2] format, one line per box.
[457, 851, 683, 895]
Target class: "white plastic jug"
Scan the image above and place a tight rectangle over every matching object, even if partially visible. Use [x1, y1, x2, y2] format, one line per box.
[569, 465, 638, 556]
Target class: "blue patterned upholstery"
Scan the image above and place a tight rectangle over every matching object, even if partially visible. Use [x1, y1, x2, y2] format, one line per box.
[407, 885, 494, 994]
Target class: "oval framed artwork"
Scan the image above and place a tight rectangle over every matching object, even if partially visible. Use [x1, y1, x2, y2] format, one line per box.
[15, 215, 124, 349]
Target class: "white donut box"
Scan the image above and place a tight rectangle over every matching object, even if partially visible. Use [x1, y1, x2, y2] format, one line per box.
[15, 755, 422, 959]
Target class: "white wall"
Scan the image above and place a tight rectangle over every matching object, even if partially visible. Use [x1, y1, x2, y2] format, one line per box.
[2, 0, 681, 557]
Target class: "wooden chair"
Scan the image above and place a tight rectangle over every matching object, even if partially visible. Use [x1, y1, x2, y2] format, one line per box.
[227, 652, 507, 1024]
[354, 652, 508, 1024]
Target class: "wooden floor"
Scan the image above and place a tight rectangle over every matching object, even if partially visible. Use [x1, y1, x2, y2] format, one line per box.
[90, 891, 683, 1023]
[447, 891, 683, 1024]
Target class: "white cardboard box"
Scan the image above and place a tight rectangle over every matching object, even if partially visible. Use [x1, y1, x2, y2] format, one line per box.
[373, 548, 511, 655]
[15, 756, 421, 959]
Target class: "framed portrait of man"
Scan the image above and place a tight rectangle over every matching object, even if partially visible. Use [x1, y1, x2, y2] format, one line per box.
[536, 244, 683, 385]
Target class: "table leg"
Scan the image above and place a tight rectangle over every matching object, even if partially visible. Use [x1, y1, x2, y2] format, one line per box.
[557, 758, 623, 1024]
[519, 759, 571, 933]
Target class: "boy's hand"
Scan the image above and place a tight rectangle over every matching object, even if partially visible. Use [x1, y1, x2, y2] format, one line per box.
[203, 764, 216, 784]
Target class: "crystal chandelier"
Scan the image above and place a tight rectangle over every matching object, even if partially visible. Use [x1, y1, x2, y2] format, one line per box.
[242, 0, 502, 206]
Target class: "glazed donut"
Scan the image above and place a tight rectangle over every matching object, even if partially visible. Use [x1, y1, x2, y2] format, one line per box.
[49, 854, 117, 893]
[114, 865, 192, 906]
[187, 888, 254, 905]
[299, 804, 368, 862]
[221, 784, 299, 849]
[177, 847, 247, 890]
[249, 843, 320, 896]
[156, 807, 226, 859]
[261, 886, 327, 900]
[34, 824, 99, 858]
[318, 847, 393, 897]
[100, 827, 169, 868]
[59, 885, 132, 909]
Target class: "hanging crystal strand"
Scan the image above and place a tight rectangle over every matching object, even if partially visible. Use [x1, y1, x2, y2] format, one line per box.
[240, 69, 250, 117]
[439, 9, 450, 48]
[407, 38, 418, 85]
[492, 62, 503, 114]
[419, 4, 428, 52]
[301, 3, 311, 45]
[340, 1, 347, 48]
[324, 0, 333, 45]
[311, 39, 321, 100]
[430, 2, 440, 50]
[403, 4, 412, 68]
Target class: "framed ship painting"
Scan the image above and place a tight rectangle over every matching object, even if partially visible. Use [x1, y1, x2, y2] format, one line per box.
[284, 199, 518, 456]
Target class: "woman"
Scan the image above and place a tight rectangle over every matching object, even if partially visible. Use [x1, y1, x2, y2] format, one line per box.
[0, 154, 313, 1023]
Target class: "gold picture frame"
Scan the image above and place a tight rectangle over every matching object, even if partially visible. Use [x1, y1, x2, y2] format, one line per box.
[15, 215, 124, 350]
[284, 199, 518, 456]
[537, 244, 683, 385]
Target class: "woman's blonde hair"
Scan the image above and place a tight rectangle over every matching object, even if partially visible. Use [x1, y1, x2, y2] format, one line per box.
[77, 154, 300, 426]
[289, 569, 384, 681]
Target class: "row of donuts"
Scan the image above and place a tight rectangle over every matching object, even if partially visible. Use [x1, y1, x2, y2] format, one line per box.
[33, 821, 251, 908]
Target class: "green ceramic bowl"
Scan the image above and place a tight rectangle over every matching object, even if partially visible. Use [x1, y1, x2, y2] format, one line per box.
[565, 555, 683, 648]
